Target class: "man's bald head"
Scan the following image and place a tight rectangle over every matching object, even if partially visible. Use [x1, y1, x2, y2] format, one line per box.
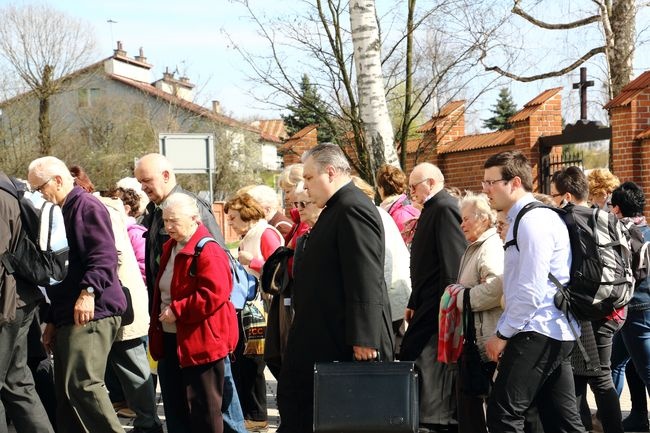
[134, 153, 177, 205]
[409, 162, 444, 205]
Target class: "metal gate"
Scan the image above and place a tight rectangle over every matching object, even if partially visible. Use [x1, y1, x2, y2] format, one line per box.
[540, 151, 584, 195]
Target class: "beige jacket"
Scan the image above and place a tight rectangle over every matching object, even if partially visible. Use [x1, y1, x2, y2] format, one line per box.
[456, 227, 504, 360]
[99, 196, 150, 341]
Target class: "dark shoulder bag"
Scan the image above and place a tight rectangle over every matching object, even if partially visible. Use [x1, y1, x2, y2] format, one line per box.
[458, 289, 492, 398]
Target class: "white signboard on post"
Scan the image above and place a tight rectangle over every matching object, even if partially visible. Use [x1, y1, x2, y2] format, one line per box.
[159, 133, 215, 202]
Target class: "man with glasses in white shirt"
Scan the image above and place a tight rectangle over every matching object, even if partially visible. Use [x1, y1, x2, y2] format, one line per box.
[482, 151, 585, 433]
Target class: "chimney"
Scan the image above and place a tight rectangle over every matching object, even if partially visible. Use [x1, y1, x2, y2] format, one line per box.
[163, 67, 174, 81]
[212, 100, 221, 114]
[134, 47, 147, 64]
[179, 76, 190, 84]
[114, 41, 127, 57]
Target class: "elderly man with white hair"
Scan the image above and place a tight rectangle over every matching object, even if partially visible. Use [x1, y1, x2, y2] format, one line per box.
[27, 156, 127, 433]
[400, 162, 467, 432]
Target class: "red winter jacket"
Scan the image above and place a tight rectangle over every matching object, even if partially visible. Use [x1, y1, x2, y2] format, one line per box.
[149, 223, 238, 367]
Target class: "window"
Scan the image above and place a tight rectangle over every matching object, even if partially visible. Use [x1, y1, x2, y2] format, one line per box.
[78, 88, 101, 108]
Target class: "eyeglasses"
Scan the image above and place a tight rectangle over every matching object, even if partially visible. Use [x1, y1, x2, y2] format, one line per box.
[550, 193, 563, 198]
[409, 178, 431, 190]
[34, 177, 54, 193]
[293, 201, 313, 209]
[481, 179, 508, 188]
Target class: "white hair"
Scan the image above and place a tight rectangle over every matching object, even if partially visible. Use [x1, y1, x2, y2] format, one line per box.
[28, 156, 74, 183]
[161, 193, 199, 218]
[460, 191, 496, 226]
[247, 185, 281, 211]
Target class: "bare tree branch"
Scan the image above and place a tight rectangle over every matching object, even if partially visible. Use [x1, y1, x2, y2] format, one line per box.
[482, 46, 606, 82]
[512, 0, 601, 30]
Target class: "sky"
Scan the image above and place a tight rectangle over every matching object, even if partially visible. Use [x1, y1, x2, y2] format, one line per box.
[3, 0, 650, 129]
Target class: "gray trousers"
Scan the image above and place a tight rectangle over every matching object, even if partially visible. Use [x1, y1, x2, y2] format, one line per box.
[54, 316, 123, 433]
[0, 302, 53, 433]
[415, 333, 458, 425]
[108, 337, 161, 430]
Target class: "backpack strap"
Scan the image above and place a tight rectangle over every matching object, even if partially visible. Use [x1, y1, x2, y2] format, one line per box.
[189, 237, 218, 277]
[503, 201, 553, 251]
[547, 273, 596, 371]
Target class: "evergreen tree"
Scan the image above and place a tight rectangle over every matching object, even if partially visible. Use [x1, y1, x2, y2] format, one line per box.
[282, 74, 336, 142]
[483, 88, 518, 131]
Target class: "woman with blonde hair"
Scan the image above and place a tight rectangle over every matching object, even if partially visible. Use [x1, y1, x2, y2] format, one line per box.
[588, 168, 620, 210]
[225, 193, 284, 431]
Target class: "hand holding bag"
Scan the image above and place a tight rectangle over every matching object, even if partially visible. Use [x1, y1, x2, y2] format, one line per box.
[458, 288, 492, 398]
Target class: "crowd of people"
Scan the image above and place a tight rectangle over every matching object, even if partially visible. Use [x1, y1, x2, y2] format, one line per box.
[1, 146, 650, 433]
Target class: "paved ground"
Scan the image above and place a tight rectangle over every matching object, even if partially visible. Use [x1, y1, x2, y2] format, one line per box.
[7, 368, 646, 432]
[116, 368, 645, 433]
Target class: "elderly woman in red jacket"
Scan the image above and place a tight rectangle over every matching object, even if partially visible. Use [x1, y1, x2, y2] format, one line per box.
[149, 193, 238, 433]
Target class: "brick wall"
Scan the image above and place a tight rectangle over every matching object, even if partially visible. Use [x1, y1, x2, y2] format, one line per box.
[212, 201, 239, 244]
[438, 145, 517, 192]
[608, 87, 650, 213]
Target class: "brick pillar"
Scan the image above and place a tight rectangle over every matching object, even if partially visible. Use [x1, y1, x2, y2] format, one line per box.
[281, 127, 318, 167]
[605, 72, 650, 212]
[510, 90, 562, 192]
[420, 101, 465, 172]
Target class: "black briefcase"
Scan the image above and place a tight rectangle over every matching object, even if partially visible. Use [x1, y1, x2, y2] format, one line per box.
[313, 361, 419, 433]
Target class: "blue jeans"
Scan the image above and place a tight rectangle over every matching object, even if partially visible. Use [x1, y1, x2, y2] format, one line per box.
[611, 309, 650, 395]
[222, 355, 247, 433]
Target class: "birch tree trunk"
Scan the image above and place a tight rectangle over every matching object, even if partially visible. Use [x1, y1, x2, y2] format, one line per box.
[349, 0, 400, 175]
[606, 0, 635, 98]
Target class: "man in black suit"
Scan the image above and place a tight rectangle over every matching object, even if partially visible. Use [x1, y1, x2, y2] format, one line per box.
[400, 162, 467, 433]
[277, 143, 394, 433]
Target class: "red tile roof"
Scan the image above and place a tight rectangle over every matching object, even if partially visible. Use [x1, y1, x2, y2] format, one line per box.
[253, 119, 288, 141]
[437, 129, 515, 154]
[604, 71, 650, 109]
[509, 87, 562, 123]
[108, 74, 259, 133]
[287, 124, 317, 140]
[416, 100, 465, 133]
[278, 124, 318, 153]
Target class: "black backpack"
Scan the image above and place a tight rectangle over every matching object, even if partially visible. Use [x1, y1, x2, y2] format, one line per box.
[506, 202, 634, 321]
[0, 174, 69, 286]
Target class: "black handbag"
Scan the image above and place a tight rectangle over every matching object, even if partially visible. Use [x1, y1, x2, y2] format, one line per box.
[121, 285, 134, 326]
[458, 289, 492, 398]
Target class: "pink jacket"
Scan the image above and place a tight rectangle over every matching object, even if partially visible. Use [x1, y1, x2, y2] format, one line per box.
[382, 194, 420, 232]
[126, 217, 147, 283]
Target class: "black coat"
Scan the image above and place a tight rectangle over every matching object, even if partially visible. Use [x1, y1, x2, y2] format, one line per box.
[400, 189, 467, 360]
[283, 182, 394, 371]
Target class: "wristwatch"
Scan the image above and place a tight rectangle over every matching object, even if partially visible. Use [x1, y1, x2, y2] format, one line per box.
[85, 286, 95, 297]
[496, 330, 509, 341]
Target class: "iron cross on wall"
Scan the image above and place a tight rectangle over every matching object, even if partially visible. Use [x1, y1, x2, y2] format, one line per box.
[573, 67, 594, 121]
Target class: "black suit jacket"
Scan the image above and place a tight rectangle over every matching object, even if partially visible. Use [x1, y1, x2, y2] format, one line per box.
[400, 188, 467, 360]
[283, 182, 394, 371]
